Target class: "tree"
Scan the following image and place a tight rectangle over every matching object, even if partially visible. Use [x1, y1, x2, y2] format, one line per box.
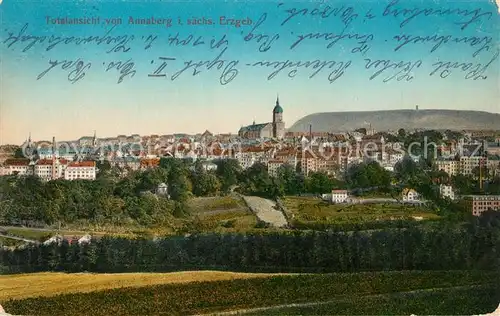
[398, 128, 406, 139]
[346, 161, 391, 190]
[306, 172, 334, 194]
[240, 163, 275, 198]
[452, 174, 476, 195]
[191, 161, 221, 196]
[13, 147, 25, 158]
[472, 166, 489, 181]
[394, 156, 420, 184]
[214, 159, 242, 193]
[96, 160, 111, 177]
[277, 164, 302, 195]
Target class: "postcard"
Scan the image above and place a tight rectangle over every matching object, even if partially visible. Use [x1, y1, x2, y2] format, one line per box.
[0, 0, 499, 315]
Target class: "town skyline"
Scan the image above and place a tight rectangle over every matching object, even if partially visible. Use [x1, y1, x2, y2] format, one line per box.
[3, 103, 500, 146]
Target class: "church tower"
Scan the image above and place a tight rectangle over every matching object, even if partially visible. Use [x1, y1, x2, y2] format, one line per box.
[272, 95, 285, 139]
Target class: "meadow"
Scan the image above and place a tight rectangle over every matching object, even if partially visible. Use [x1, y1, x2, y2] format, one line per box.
[0, 271, 279, 301]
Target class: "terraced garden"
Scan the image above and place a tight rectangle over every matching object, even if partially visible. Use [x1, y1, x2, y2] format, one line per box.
[188, 196, 258, 231]
[283, 196, 440, 226]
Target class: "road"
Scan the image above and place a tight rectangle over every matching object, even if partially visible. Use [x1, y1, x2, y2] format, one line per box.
[0, 226, 56, 233]
[242, 196, 288, 228]
[0, 233, 38, 244]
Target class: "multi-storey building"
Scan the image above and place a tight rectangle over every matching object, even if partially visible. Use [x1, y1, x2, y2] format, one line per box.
[460, 156, 487, 176]
[435, 159, 460, 176]
[463, 195, 500, 216]
[64, 161, 96, 180]
[2, 159, 31, 175]
[34, 159, 67, 181]
[267, 160, 285, 177]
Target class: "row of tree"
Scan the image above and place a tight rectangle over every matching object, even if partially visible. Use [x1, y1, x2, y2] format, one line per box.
[0, 158, 346, 227]
[1, 213, 498, 274]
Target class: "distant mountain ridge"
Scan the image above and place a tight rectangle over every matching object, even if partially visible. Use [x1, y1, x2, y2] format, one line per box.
[288, 109, 500, 132]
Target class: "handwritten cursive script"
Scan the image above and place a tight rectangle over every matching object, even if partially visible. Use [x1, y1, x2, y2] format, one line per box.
[2, 1, 497, 85]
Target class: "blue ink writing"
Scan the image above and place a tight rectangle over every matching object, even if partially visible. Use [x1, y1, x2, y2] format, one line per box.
[429, 49, 499, 80]
[290, 30, 373, 55]
[3, 23, 134, 53]
[105, 59, 137, 83]
[243, 13, 279, 52]
[37, 59, 92, 83]
[149, 57, 176, 77]
[364, 58, 422, 82]
[393, 34, 493, 57]
[279, 3, 358, 27]
[383, 0, 493, 30]
[171, 47, 239, 85]
[249, 59, 351, 83]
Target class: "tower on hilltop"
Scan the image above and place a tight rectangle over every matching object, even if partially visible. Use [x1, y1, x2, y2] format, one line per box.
[272, 94, 285, 139]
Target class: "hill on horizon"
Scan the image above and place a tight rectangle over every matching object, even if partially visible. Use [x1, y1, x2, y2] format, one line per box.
[288, 109, 500, 133]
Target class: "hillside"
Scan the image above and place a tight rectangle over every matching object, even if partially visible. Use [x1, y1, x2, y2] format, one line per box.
[288, 109, 500, 132]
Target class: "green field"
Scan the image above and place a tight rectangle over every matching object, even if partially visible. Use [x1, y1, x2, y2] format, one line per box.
[245, 285, 498, 315]
[2, 270, 498, 316]
[283, 196, 440, 225]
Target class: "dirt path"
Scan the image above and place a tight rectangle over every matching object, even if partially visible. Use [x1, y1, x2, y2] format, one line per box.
[242, 196, 288, 228]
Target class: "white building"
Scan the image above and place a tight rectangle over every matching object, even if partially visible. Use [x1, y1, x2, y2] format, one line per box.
[331, 190, 349, 203]
[439, 184, 455, 200]
[34, 159, 68, 181]
[2, 159, 31, 175]
[64, 161, 96, 180]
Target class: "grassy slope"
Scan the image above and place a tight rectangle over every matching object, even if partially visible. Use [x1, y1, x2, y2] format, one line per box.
[0, 271, 281, 301]
[2, 270, 498, 316]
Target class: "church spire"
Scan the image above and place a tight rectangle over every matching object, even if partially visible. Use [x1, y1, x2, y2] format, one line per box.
[276, 94, 280, 105]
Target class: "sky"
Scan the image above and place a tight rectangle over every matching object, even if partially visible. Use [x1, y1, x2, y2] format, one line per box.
[1, 0, 499, 144]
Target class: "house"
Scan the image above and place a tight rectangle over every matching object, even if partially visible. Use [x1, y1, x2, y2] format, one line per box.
[156, 183, 169, 197]
[331, 190, 349, 203]
[439, 184, 455, 200]
[402, 188, 420, 202]
[3, 158, 31, 175]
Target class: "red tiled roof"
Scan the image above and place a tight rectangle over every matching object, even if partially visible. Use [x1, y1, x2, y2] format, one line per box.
[68, 161, 96, 167]
[5, 158, 30, 166]
[36, 159, 53, 166]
